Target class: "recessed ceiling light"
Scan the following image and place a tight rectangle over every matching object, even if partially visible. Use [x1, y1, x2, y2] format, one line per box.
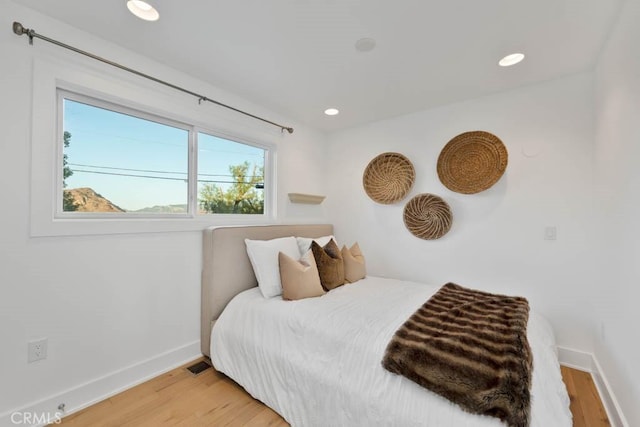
[127, 0, 159, 21]
[355, 38, 376, 53]
[499, 53, 525, 67]
[324, 108, 339, 116]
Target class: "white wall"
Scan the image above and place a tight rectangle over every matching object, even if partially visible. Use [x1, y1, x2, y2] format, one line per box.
[0, 0, 327, 419]
[2, 0, 635, 424]
[326, 73, 597, 352]
[593, 0, 640, 425]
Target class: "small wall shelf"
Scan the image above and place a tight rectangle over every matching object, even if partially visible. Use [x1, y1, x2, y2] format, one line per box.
[288, 193, 326, 204]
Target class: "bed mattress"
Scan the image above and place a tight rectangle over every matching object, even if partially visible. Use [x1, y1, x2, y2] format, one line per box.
[211, 276, 572, 427]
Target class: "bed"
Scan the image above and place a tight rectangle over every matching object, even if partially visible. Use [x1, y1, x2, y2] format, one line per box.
[201, 224, 572, 427]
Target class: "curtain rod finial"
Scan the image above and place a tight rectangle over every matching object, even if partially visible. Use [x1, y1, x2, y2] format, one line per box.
[285, 127, 294, 134]
[13, 21, 27, 36]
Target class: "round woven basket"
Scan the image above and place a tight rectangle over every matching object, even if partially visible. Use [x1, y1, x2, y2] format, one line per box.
[437, 131, 508, 194]
[403, 193, 452, 240]
[363, 152, 415, 204]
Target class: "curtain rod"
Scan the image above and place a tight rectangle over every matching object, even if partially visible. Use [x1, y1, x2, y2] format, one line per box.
[12, 21, 294, 134]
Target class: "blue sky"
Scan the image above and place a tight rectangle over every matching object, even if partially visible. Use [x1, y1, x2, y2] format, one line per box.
[63, 99, 264, 211]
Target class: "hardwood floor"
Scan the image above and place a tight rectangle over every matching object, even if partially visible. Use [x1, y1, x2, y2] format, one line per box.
[561, 365, 611, 427]
[58, 359, 287, 427]
[58, 359, 609, 426]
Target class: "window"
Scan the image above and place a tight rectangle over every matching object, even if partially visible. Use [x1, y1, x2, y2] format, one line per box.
[58, 90, 269, 218]
[31, 60, 277, 236]
[61, 94, 190, 214]
[197, 132, 265, 215]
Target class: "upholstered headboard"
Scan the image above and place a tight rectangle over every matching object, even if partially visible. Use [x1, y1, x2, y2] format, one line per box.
[201, 224, 333, 357]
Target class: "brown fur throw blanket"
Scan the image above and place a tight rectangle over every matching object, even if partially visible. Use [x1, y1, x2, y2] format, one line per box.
[382, 283, 532, 427]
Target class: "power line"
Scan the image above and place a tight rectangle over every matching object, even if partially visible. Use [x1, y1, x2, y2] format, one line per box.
[66, 126, 264, 157]
[72, 169, 264, 185]
[70, 163, 186, 175]
[73, 169, 186, 181]
[68, 162, 263, 178]
[66, 127, 186, 149]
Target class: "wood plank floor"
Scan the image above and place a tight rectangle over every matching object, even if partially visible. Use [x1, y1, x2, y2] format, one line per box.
[57, 359, 609, 426]
[57, 359, 287, 427]
[561, 365, 610, 427]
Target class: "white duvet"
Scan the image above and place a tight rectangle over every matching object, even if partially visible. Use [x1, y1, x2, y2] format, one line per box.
[211, 277, 572, 427]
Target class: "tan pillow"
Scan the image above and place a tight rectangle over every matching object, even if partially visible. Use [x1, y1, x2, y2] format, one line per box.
[311, 239, 345, 291]
[342, 242, 366, 283]
[279, 250, 325, 301]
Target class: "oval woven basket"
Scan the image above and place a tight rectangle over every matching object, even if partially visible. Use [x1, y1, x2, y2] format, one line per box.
[403, 193, 452, 240]
[437, 131, 508, 194]
[363, 152, 415, 204]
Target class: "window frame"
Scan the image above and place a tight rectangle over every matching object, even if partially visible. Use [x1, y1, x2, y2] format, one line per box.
[194, 127, 271, 217]
[57, 89, 196, 219]
[31, 57, 277, 237]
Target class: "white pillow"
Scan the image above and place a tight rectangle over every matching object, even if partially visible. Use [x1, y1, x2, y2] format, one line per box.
[296, 235, 336, 256]
[245, 236, 300, 298]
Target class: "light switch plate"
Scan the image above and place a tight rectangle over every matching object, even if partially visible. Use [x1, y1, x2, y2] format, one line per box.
[544, 226, 557, 241]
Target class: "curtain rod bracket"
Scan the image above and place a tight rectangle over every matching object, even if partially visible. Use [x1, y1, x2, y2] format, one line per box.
[11, 21, 295, 134]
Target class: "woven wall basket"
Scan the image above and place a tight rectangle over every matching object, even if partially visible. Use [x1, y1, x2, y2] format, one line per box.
[437, 131, 508, 194]
[403, 193, 452, 240]
[363, 152, 415, 204]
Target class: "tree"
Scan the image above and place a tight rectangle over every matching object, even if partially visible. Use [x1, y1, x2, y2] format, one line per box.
[199, 162, 264, 214]
[62, 131, 78, 211]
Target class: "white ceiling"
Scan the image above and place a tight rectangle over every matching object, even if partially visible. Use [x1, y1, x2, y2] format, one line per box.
[11, 0, 622, 132]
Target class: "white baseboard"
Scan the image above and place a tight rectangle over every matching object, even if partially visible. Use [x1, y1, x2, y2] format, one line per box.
[557, 346, 593, 371]
[3, 343, 626, 427]
[557, 346, 629, 427]
[0, 341, 201, 427]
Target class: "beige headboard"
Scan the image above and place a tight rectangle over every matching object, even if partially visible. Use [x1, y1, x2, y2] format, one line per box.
[201, 224, 334, 357]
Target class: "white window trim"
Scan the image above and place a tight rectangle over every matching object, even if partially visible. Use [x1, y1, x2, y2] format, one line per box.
[31, 57, 278, 237]
[56, 89, 195, 219]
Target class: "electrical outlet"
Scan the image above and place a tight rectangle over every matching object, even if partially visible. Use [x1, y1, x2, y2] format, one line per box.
[28, 338, 48, 363]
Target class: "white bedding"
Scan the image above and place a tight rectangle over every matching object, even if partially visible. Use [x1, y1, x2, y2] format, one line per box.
[211, 276, 572, 427]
